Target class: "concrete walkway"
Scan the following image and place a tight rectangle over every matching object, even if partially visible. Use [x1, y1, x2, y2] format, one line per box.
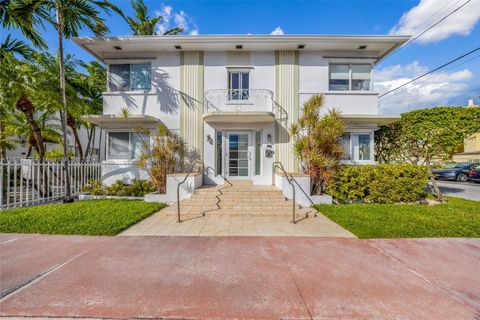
[120, 210, 355, 237]
[1, 234, 479, 319]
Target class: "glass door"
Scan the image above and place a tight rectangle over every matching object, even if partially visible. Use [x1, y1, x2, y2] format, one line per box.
[227, 132, 251, 178]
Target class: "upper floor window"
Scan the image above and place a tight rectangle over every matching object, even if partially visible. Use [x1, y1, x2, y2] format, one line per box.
[228, 71, 249, 100]
[109, 63, 151, 91]
[329, 63, 371, 91]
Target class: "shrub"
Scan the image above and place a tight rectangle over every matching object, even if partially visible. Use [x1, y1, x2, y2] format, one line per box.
[82, 179, 156, 197]
[137, 124, 186, 193]
[326, 164, 429, 204]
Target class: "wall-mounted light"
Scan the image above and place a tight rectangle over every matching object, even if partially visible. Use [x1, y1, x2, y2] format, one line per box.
[267, 134, 272, 143]
[235, 44, 243, 49]
[206, 134, 214, 145]
[174, 45, 182, 50]
[297, 44, 305, 49]
[113, 45, 122, 50]
[358, 45, 367, 50]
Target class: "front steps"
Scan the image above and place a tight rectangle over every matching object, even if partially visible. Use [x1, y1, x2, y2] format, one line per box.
[161, 180, 315, 217]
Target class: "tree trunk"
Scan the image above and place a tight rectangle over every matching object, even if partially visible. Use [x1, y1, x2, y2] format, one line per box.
[0, 117, 6, 160]
[56, 7, 72, 202]
[67, 113, 83, 160]
[427, 163, 445, 202]
[16, 95, 45, 159]
[85, 125, 93, 157]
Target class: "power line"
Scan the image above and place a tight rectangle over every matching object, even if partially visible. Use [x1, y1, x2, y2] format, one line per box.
[378, 52, 480, 101]
[385, 0, 472, 58]
[405, 0, 472, 46]
[378, 46, 480, 98]
[407, 0, 462, 40]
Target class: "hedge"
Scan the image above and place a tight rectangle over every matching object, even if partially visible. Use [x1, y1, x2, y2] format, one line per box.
[326, 164, 430, 204]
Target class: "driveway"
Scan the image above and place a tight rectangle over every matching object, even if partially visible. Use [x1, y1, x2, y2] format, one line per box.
[435, 180, 480, 201]
[1, 234, 479, 319]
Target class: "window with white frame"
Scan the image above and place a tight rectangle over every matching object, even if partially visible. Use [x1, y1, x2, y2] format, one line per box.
[107, 131, 149, 160]
[228, 71, 249, 100]
[329, 64, 372, 91]
[109, 63, 151, 91]
[340, 132, 373, 161]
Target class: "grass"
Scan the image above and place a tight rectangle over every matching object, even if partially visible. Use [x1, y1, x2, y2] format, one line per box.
[0, 199, 164, 236]
[316, 197, 480, 239]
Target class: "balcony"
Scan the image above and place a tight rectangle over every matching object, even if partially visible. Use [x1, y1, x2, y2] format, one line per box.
[203, 89, 275, 123]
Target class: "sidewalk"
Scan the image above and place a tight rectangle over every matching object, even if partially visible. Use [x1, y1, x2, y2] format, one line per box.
[1, 234, 479, 319]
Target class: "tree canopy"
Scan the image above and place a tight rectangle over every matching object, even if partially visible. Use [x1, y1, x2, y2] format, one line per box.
[375, 106, 480, 165]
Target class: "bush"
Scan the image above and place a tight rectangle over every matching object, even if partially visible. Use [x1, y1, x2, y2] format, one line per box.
[82, 179, 156, 197]
[326, 164, 429, 204]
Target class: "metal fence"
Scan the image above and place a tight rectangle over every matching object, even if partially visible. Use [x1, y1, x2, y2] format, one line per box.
[0, 159, 101, 210]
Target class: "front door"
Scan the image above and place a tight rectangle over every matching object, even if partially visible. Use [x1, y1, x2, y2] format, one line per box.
[226, 132, 251, 178]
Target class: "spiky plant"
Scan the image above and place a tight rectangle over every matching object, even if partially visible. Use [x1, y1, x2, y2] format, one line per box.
[137, 125, 186, 193]
[290, 94, 345, 194]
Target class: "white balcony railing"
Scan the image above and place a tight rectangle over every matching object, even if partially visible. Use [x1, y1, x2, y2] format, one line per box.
[205, 89, 274, 113]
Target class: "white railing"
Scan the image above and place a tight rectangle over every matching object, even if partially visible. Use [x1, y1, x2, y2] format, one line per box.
[205, 89, 274, 113]
[0, 159, 102, 210]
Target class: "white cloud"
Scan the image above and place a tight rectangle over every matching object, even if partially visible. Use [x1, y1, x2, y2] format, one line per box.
[270, 26, 284, 35]
[390, 0, 480, 43]
[154, 5, 199, 35]
[375, 61, 474, 114]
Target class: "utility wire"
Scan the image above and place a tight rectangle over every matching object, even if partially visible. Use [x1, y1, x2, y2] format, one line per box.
[378, 52, 480, 101]
[405, 0, 463, 41]
[385, 0, 472, 58]
[378, 46, 480, 98]
[405, 0, 472, 46]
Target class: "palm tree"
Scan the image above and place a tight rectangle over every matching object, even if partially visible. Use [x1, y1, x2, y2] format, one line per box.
[0, 34, 33, 60]
[70, 61, 106, 157]
[125, 0, 183, 35]
[6, 0, 123, 201]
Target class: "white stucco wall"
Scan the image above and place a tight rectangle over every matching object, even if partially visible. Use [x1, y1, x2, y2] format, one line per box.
[103, 53, 181, 131]
[101, 161, 149, 185]
[299, 52, 378, 115]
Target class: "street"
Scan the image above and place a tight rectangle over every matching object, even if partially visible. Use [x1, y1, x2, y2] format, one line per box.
[435, 180, 480, 201]
[1, 234, 479, 319]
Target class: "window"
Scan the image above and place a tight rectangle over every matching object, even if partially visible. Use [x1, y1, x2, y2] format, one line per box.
[329, 64, 350, 91]
[329, 64, 371, 91]
[358, 134, 371, 160]
[339, 133, 351, 160]
[255, 131, 261, 176]
[216, 131, 223, 175]
[228, 71, 249, 100]
[341, 133, 372, 161]
[108, 131, 149, 160]
[109, 63, 151, 91]
[352, 64, 371, 91]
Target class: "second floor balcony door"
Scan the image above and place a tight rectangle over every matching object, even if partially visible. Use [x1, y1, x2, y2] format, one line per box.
[229, 71, 249, 100]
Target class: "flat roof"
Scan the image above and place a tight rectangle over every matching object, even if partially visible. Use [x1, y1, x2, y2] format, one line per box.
[73, 34, 409, 63]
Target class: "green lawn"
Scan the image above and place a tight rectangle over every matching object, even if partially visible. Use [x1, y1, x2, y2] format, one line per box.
[0, 199, 164, 236]
[316, 197, 480, 239]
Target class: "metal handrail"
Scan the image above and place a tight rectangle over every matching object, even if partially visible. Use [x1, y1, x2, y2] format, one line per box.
[272, 161, 297, 224]
[177, 161, 204, 223]
[289, 174, 316, 208]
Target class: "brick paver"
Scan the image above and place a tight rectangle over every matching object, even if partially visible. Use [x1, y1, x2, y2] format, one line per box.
[1, 234, 478, 319]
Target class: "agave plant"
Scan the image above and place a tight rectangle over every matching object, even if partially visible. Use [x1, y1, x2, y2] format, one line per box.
[290, 94, 345, 194]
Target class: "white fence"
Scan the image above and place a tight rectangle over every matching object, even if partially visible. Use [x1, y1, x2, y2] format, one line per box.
[0, 159, 101, 210]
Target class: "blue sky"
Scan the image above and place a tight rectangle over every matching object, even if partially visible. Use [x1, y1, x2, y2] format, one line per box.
[2, 0, 480, 114]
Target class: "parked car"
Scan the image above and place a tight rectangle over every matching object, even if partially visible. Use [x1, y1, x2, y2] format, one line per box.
[432, 163, 479, 182]
[468, 165, 480, 183]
